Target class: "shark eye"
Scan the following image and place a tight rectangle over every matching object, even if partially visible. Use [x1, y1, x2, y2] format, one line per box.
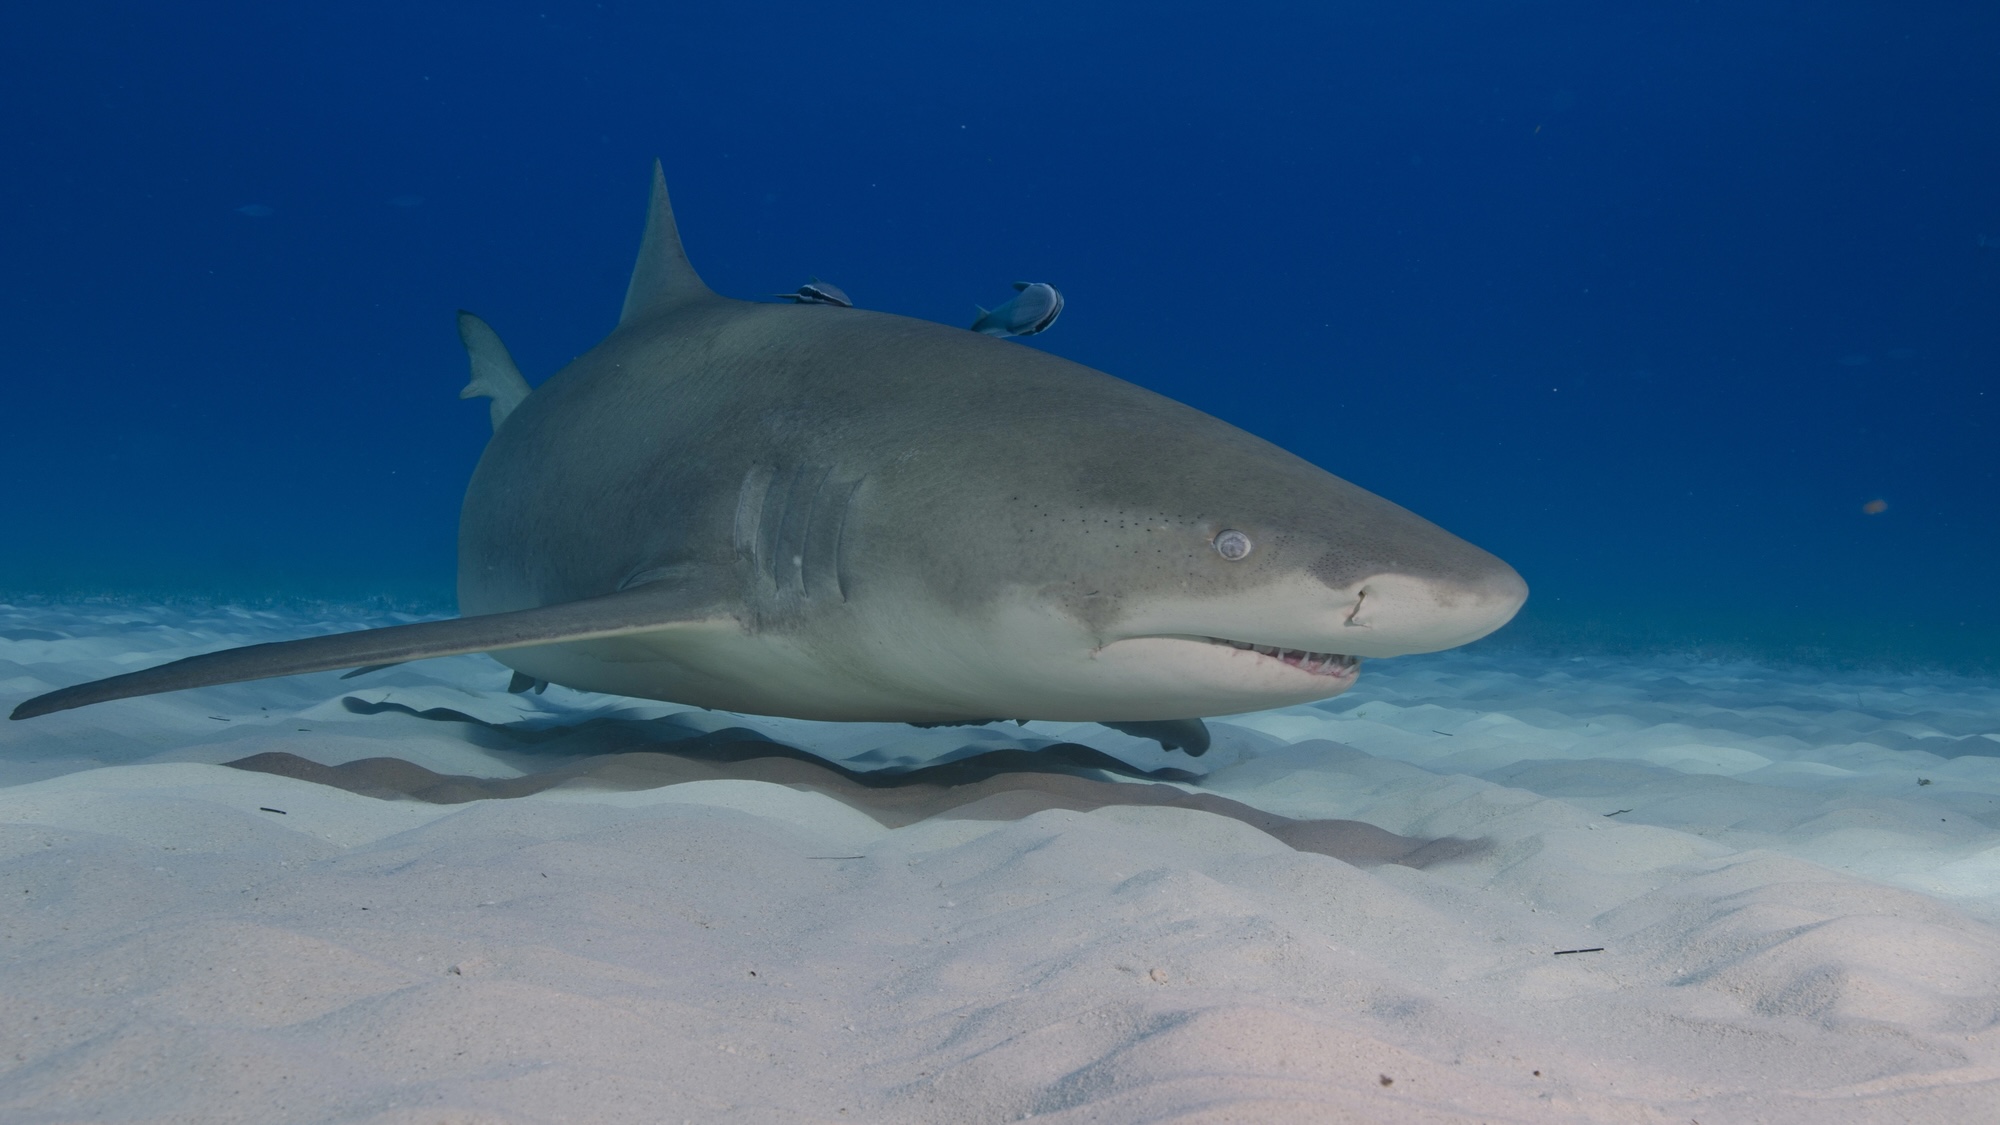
[1213, 529, 1253, 561]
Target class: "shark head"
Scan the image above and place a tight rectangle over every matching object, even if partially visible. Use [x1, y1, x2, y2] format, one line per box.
[805, 330, 1529, 722]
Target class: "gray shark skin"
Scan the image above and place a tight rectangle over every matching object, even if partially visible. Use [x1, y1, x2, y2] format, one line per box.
[11, 162, 1526, 725]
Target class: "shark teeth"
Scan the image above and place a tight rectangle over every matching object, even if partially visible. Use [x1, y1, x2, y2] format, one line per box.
[1210, 638, 1360, 678]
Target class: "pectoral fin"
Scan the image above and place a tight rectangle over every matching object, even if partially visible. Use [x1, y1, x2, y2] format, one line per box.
[10, 585, 733, 720]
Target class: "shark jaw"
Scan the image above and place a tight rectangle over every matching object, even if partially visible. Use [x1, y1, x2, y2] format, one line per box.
[1189, 636, 1362, 679]
[1056, 569, 1526, 718]
[946, 592, 1381, 721]
[1073, 634, 1363, 719]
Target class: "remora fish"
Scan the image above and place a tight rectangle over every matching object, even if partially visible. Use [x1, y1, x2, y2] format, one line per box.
[773, 278, 852, 307]
[971, 281, 1063, 337]
[11, 162, 1527, 742]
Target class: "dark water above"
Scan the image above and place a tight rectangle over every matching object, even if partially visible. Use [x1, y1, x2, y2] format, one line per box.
[3, 2, 1995, 670]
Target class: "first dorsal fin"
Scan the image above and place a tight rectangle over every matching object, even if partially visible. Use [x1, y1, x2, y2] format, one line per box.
[618, 160, 715, 326]
[456, 311, 531, 432]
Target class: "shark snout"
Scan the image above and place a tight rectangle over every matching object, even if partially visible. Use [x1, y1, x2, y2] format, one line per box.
[1338, 562, 1528, 657]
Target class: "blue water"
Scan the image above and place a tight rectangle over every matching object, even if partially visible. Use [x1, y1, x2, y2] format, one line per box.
[3, 2, 1995, 669]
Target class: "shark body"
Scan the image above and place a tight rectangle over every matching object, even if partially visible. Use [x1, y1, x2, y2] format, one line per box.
[12, 163, 1527, 733]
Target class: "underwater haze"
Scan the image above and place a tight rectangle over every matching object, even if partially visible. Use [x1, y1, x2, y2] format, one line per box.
[2, 0, 1997, 671]
[12, 6, 2000, 1122]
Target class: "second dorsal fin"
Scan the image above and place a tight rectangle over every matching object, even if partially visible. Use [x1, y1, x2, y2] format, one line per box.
[456, 311, 531, 432]
[618, 160, 715, 326]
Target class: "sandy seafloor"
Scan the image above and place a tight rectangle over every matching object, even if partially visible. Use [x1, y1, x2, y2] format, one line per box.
[2, 601, 1997, 1124]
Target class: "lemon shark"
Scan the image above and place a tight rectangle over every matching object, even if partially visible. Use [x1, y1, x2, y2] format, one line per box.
[11, 163, 1528, 746]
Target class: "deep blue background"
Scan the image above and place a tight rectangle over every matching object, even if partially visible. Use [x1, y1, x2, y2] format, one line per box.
[3, 2, 1996, 667]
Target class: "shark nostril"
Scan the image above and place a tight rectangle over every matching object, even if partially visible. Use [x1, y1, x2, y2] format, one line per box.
[1345, 588, 1369, 626]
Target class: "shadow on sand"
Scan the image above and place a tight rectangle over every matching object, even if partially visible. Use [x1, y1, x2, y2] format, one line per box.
[226, 696, 1488, 870]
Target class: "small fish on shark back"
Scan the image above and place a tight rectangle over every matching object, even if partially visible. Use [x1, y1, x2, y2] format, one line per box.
[773, 278, 852, 307]
[972, 281, 1063, 337]
[772, 279, 1061, 340]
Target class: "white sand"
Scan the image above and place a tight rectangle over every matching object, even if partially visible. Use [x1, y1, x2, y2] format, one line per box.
[3, 600, 1997, 1123]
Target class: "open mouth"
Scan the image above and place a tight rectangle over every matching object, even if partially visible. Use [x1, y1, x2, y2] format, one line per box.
[1202, 637, 1361, 678]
